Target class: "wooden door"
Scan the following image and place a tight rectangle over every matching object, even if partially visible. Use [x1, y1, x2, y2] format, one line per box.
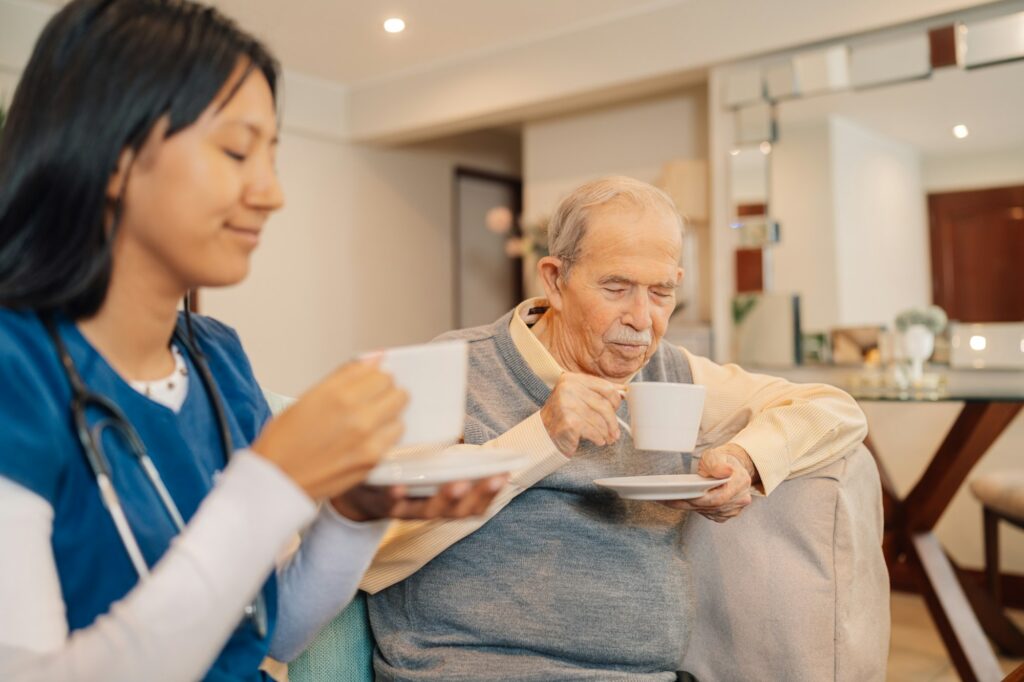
[928, 185, 1024, 322]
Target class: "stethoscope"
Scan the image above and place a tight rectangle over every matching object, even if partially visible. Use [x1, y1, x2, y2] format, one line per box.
[42, 315, 268, 639]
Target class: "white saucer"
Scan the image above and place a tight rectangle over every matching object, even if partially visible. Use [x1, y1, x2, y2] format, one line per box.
[366, 448, 529, 497]
[593, 474, 729, 501]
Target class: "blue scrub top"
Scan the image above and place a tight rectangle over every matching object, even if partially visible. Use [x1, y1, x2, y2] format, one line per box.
[0, 309, 276, 681]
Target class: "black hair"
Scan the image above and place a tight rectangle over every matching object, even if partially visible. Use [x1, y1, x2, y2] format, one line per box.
[0, 0, 279, 318]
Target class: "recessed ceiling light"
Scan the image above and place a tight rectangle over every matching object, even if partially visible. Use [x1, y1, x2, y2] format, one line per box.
[952, 124, 969, 139]
[384, 17, 405, 34]
[969, 334, 987, 351]
[730, 149, 741, 156]
[759, 141, 772, 155]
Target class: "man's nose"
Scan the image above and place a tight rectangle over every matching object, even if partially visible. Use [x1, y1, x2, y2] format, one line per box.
[622, 290, 653, 330]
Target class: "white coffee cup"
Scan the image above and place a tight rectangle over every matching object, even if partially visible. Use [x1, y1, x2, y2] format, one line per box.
[368, 339, 468, 448]
[626, 382, 706, 452]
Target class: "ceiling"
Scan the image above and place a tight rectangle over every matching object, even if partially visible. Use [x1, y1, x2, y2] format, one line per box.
[776, 57, 1024, 157]
[37, 0, 683, 85]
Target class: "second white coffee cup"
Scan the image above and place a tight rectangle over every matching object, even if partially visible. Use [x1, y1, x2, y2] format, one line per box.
[626, 382, 706, 452]
[370, 339, 468, 448]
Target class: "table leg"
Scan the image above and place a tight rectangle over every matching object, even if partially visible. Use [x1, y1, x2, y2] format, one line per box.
[909, 532, 1005, 682]
[904, 402, 1023, 532]
[958, 567, 1024, 656]
[873, 401, 1023, 681]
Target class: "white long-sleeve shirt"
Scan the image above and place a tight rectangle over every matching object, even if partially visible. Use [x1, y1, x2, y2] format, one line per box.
[0, 377, 387, 680]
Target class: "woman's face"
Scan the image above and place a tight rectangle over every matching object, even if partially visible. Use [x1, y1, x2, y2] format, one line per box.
[112, 62, 285, 291]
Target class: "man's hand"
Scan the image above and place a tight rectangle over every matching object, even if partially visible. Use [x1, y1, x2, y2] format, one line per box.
[540, 373, 626, 456]
[660, 444, 756, 523]
[330, 475, 507, 522]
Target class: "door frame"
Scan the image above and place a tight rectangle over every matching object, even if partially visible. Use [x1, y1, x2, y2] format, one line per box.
[452, 167, 524, 329]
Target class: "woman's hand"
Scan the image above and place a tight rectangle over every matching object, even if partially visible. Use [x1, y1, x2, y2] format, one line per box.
[251, 360, 408, 500]
[330, 475, 508, 522]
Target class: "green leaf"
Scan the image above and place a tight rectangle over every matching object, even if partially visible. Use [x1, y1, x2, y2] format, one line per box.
[732, 294, 759, 326]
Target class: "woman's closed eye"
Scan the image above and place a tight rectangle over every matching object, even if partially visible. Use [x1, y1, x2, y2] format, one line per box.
[222, 148, 248, 162]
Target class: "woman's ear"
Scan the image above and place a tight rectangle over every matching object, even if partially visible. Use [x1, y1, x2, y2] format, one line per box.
[107, 118, 169, 204]
[537, 256, 566, 310]
[106, 147, 135, 203]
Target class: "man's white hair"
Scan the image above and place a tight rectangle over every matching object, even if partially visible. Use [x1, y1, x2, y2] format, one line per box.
[547, 175, 684, 276]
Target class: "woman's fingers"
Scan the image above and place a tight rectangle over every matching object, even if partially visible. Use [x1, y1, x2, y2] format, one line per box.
[357, 474, 508, 521]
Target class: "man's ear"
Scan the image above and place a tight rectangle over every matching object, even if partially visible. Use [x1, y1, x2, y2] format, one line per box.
[676, 267, 684, 286]
[537, 256, 566, 309]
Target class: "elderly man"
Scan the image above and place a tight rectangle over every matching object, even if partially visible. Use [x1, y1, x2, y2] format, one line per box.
[359, 176, 868, 681]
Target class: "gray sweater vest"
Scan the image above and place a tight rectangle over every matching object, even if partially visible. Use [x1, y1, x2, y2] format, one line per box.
[368, 311, 696, 681]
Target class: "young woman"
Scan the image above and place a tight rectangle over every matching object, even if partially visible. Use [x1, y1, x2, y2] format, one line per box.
[0, 1, 502, 679]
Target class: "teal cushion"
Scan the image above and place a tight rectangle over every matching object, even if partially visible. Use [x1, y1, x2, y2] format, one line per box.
[288, 592, 374, 682]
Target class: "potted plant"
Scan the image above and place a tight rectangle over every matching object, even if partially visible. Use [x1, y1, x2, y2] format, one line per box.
[894, 305, 948, 383]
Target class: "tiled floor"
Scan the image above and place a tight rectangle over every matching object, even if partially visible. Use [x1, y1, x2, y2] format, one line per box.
[888, 592, 1024, 681]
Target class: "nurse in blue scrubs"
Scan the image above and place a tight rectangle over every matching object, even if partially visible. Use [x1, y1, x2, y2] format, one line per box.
[0, 1, 503, 680]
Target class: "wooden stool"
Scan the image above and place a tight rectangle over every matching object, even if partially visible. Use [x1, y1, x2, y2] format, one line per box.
[969, 472, 1024, 657]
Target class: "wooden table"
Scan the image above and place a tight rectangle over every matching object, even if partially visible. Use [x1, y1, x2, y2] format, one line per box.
[857, 389, 1024, 682]
[751, 365, 1024, 681]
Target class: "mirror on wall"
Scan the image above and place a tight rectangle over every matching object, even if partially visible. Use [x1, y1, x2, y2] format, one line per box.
[770, 55, 1024, 339]
[728, 145, 779, 248]
[724, 4, 1024, 366]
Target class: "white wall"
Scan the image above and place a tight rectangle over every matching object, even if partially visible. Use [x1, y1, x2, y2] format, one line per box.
[831, 116, 930, 328]
[770, 117, 931, 332]
[0, 0, 50, 108]
[523, 88, 708, 222]
[770, 121, 839, 332]
[923, 146, 1024, 193]
[729, 159, 769, 205]
[0, 0, 48, 70]
[204, 129, 520, 397]
[346, 133, 520, 355]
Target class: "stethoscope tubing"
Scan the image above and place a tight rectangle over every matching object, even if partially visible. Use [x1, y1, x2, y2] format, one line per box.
[42, 314, 267, 638]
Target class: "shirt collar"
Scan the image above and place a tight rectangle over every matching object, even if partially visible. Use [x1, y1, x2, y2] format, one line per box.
[508, 298, 565, 389]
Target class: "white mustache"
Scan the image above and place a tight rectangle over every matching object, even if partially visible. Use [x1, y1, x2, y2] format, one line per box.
[606, 329, 653, 345]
